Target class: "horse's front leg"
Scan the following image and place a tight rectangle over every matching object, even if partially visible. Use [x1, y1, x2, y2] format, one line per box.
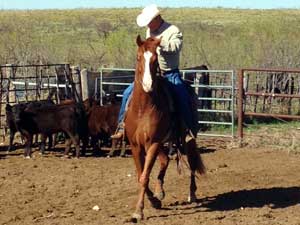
[131, 143, 160, 222]
[142, 143, 163, 209]
[154, 148, 169, 201]
[130, 146, 146, 221]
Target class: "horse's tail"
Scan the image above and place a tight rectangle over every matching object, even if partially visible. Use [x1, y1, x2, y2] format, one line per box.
[185, 139, 206, 175]
[174, 136, 205, 176]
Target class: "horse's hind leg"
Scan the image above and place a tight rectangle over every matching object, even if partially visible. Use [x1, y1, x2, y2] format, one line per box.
[154, 149, 169, 201]
[185, 139, 205, 203]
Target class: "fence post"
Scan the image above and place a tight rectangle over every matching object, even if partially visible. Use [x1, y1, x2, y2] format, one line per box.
[237, 69, 244, 140]
[5, 64, 16, 104]
[0, 66, 3, 142]
[70, 66, 82, 100]
[80, 69, 89, 100]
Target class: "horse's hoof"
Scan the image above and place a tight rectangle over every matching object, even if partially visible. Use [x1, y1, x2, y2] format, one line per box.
[187, 194, 197, 203]
[24, 156, 31, 159]
[154, 191, 165, 201]
[131, 212, 144, 222]
[150, 197, 162, 209]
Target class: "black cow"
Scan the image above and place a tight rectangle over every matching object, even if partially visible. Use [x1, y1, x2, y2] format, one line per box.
[7, 102, 88, 158]
[6, 103, 26, 152]
[5, 100, 55, 153]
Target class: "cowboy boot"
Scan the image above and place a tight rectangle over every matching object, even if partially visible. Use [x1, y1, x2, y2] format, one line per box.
[111, 123, 124, 139]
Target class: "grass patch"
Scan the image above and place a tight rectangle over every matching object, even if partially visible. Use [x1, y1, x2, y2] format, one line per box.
[242, 120, 300, 153]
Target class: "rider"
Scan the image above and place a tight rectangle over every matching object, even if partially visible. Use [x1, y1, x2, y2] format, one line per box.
[111, 4, 198, 141]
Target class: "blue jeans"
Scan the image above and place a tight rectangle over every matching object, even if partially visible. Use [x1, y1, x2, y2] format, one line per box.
[117, 82, 134, 124]
[118, 69, 197, 134]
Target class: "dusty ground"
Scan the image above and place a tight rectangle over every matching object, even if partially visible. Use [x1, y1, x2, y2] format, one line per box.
[0, 139, 300, 225]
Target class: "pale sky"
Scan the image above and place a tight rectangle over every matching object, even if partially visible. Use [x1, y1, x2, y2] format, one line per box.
[1, 0, 300, 10]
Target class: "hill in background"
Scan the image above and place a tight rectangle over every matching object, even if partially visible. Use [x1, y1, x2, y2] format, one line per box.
[0, 8, 299, 70]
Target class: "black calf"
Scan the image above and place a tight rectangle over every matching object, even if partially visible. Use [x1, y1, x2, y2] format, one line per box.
[5, 100, 54, 152]
[7, 103, 87, 158]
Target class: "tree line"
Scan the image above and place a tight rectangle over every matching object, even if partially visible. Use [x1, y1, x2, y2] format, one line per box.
[0, 8, 300, 71]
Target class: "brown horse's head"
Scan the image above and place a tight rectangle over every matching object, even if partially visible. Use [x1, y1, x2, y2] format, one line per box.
[135, 35, 161, 93]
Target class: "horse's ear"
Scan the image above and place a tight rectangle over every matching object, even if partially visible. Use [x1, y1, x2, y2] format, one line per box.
[136, 35, 143, 46]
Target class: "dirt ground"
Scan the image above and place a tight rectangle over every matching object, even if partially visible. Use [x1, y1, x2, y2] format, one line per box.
[0, 138, 300, 225]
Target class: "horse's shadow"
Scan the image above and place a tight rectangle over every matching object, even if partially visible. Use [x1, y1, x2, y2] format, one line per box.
[197, 146, 216, 154]
[148, 186, 300, 219]
[0, 145, 10, 159]
[199, 186, 300, 211]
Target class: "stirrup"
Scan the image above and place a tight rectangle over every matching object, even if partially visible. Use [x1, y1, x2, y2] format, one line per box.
[111, 130, 124, 139]
[111, 123, 124, 139]
[185, 130, 196, 143]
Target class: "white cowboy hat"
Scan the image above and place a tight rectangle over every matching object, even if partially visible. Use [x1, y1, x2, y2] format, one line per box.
[136, 4, 160, 27]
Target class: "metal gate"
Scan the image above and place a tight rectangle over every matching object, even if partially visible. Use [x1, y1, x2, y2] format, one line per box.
[0, 63, 81, 141]
[96, 68, 235, 138]
[237, 68, 300, 139]
[181, 69, 235, 138]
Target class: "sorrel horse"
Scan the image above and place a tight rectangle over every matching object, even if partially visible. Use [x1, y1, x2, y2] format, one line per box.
[125, 35, 205, 222]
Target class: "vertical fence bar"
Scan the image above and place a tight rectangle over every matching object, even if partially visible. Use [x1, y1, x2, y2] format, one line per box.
[231, 70, 235, 138]
[0, 67, 2, 142]
[182, 71, 186, 80]
[55, 70, 60, 104]
[47, 67, 50, 101]
[94, 77, 98, 103]
[100, 68, 103, 106]
[237, 69, 244, 139]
